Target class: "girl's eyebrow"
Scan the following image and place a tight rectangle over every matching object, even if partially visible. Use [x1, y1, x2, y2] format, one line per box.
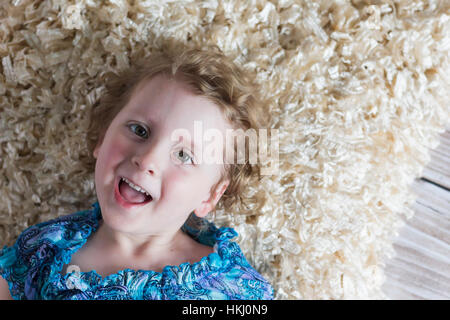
[125, 108, 156, 127]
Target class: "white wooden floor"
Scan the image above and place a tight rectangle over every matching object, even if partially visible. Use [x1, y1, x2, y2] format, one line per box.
[382, 127, 450, 300]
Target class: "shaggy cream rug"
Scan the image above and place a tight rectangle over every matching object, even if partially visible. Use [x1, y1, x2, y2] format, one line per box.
[0, 0, 449, 299]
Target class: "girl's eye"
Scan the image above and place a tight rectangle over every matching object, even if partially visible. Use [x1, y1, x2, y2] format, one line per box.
[174, 149, 195, 165]
[128, 123, 149, 139]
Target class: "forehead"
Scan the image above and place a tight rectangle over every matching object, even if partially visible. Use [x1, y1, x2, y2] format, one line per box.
[122, 74, 233, 133]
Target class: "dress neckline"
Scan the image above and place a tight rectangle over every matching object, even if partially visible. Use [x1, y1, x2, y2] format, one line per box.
[49, 202, 239, 288]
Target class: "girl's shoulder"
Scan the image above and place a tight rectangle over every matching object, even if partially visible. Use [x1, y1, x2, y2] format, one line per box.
[207, 240, 275, 300]
[7, 203, 99, 253]
[177, 222, 274, 300]
[0, 203, 100, 299]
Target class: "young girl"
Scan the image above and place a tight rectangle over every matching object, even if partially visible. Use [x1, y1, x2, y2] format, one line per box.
[0, 46, 274, 300]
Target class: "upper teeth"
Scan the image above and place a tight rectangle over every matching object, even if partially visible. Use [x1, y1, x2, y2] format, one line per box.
[122, 177, 151, 197]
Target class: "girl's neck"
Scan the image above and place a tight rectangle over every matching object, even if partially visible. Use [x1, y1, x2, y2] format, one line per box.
[93, 220, 186, 260]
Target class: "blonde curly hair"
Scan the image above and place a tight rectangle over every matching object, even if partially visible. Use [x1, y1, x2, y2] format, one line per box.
[86, 45, 269, 226]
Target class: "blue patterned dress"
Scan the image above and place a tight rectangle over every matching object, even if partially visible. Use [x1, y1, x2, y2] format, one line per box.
[0, 202, 273, 300]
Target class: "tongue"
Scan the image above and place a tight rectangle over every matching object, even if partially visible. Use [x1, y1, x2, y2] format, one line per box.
[119, 180, 147, 203]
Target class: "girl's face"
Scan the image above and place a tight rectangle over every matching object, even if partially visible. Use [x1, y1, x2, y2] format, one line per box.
[93, 75, 231, 237]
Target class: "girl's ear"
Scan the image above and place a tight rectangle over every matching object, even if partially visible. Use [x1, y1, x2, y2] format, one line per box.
[93, 142, 100, 159]
[194, 179, 230, 218]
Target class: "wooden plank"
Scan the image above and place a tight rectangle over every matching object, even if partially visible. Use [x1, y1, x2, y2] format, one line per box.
[383, 226, 450, 299]
[383, 268, 449, 300]
[421, 168, 450, 191]
[383, 254, 450, 299]
[394, 235, 450, 275]
[408, 202, 450, 244]
[382, 280, 426, 300]
[410, 178, 450, 217]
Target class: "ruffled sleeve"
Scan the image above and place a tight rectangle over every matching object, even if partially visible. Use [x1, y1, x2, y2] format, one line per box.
[164, 224, 274, 300]
[0, 204, 100, 300]
[0, 244, 24, 300]
[206, 225, 274, 300]
[0, 221, 54, 300]
[200, 240, 274, 300]
[0, 222, 63, 300]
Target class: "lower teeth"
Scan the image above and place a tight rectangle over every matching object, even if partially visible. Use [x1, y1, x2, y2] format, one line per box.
[119, 178, 152, 203]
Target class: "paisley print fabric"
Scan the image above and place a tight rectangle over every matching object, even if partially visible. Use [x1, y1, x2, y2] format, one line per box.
[0, 202, 274, 300]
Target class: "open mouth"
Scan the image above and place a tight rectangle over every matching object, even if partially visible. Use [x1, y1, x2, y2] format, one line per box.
[115, 176, 153, 207]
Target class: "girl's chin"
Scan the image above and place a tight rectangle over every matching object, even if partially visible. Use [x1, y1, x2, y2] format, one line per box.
[100, 207, 146, 233]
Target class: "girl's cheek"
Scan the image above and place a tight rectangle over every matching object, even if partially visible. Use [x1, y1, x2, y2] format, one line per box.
[94, 128, 130, 187]
[166, 170, 209, 204]
[103, 133, 131, 163]
[164, 172, 190, 200]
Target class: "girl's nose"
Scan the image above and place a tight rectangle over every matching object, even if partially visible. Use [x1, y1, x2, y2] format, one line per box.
[131, 144, 162, 176]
